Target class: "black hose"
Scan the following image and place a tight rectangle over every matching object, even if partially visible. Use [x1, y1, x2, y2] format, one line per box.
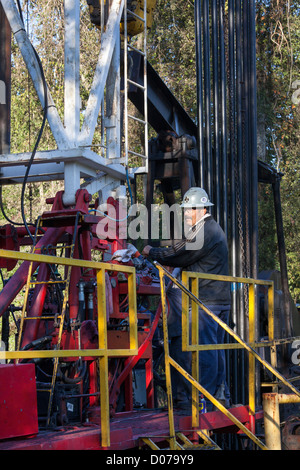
[20, 46, 48, 243]
[15, 0, 48, 243]
[21, 335, 53, 351]
[61, 361, 87, 384]
[77, 300, 85, 323]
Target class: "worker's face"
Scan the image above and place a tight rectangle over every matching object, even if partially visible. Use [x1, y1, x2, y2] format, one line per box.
[184, 207, 205, 227]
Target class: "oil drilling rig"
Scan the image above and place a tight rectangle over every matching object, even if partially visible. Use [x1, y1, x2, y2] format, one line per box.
[0, 0, 299, 451]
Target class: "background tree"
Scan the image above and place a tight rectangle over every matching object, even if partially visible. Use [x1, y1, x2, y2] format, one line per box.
[1, 0, 101, 226]
[1, 0, 299, 302]
[148, 0, 196, 119]
[256, 0, 300, 302]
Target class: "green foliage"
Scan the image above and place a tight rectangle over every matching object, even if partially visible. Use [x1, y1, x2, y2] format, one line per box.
[280, 136, 300, 302]
[256, 0, 300, 301]
[148, 0, 197, 119]
[1, 0, 299, 302]
[257, 184, 278, 273]
[4, 1, 102, 226]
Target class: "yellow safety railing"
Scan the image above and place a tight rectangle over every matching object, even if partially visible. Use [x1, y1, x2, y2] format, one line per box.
[0, 248, 138, 448]
[155, 262, 300, 451]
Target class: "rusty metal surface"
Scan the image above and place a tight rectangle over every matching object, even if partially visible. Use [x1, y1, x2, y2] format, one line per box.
[0, 405, 259, 450]
[282, 415, 300, 450]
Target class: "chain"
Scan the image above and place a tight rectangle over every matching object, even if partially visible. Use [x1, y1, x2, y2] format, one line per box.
[223, 0, 249, 334]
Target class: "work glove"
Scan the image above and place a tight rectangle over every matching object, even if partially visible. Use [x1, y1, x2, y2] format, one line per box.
[111, 243, 140, 263]
[126, 243, 139, 256]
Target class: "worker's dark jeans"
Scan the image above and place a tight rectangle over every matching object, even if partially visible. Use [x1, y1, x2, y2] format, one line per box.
[169, 335, 192, 405]
[197, 304, 231, 408]
[168, 304, 230, 410]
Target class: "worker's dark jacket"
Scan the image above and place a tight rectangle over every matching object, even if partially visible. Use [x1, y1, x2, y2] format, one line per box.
[149, 214, 231, 306]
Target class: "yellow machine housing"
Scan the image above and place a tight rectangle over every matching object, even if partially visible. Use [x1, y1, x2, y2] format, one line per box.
[86, 0, 157, 37]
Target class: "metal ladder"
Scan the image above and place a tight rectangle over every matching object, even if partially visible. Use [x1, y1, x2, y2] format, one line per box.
[141, 431, 221, 450]
[123, 0, 149, 174]
[16, 213, 79, 427]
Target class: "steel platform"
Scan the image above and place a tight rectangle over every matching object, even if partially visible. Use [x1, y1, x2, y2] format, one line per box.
[0, 406, 263, 450]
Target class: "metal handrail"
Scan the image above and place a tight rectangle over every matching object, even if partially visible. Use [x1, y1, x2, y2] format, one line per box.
[0, 248, 138, 448]
[154, 262, 300, 450]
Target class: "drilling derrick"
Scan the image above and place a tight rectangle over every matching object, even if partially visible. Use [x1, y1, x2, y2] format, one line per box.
[0, 0, 299, 452]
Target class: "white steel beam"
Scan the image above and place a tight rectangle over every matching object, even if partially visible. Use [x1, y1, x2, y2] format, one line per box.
[63, 0, 81, 205]
[0, 148, 131, 180]
[0, 162, 65, 184]
[0, 0, 72, 150]
[64, 0, 80, 142]
[0, 0, 135, 205]
[105, 39, 121, 160]
[78, 0, 124, 147]
[81, 173, 122, 199]
[63, 162, 81, 205]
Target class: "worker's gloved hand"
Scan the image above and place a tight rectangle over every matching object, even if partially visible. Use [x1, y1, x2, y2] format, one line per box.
[111, 243, 140, 263]
[142, 245, 152, 257]
[126, 243, 139, 256]
[111, 249, 130, 262]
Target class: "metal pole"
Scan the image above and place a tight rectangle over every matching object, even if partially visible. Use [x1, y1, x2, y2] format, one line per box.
[0, 4, 11, 354]
[64, 0, 80, 143]
[203, 0, 211, 196]
[158, 269, 176, 450]
[228, 0, 240, 407]
[263, 393, 300, 450]
[1, 0, 70, 149]
[143, 0, 148, 172]
[249, 0, 259, 282]
[0, 2, 11, 155]
[211, 0, 220, 223]
[263, 392, 281, 450]
[194, 0, 204, 188]
[219, 0, 228, 236]
[272, 177, 293, 337]
[248, 0, 261, 410]
[63, 0, 81, 206]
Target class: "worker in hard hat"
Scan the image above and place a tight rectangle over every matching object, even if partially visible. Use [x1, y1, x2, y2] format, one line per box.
[160, 265, 192, 414]
[142, 187, 231, 411]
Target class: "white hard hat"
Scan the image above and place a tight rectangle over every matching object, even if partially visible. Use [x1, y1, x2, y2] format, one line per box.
[180, 187, 214, 208]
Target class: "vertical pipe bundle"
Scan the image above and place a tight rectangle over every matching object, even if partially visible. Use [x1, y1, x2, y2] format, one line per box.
[194, 0, 259, 410]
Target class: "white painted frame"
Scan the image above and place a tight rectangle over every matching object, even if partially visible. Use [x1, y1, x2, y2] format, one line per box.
[0, 0, 134, 205]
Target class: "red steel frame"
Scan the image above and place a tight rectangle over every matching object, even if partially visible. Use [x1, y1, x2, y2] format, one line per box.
[0, 189, 263, 450]
[0, 188, 160, 445]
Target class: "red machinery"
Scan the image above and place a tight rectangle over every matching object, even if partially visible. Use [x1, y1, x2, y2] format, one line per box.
[0, 188, 164, 444]
[2, 0, 297, 451]
[0, 188, 267, 451]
